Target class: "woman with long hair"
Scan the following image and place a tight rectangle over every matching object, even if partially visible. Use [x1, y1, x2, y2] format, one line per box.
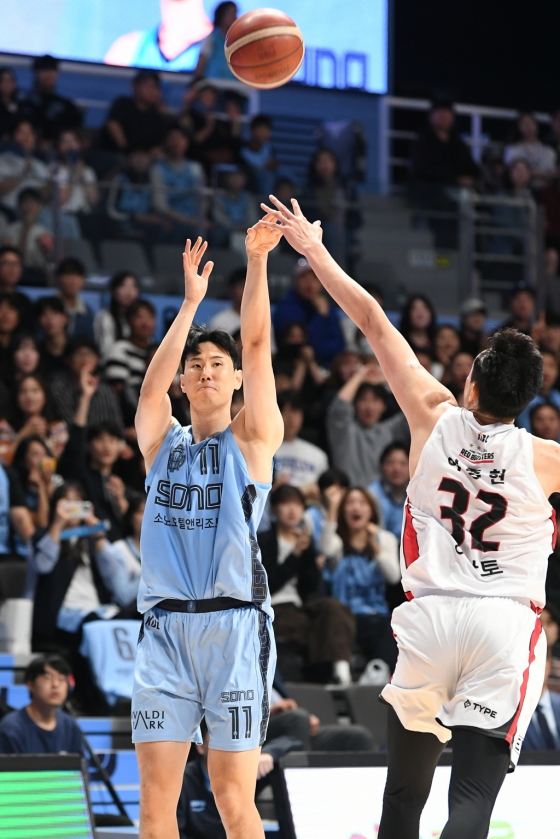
[399, 294, 437, 355]
[320, 486, 400, 671]
[0, 374, 68, 465]
[12, 435, 59, 528]
[93, 271, 139, 358]
[10, 332, 41, 383]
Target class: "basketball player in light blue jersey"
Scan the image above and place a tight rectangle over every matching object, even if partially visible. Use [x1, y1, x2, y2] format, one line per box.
[133, 218, 283, 839]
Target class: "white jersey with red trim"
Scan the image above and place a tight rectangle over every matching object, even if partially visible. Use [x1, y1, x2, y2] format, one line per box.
[401, 406, 555, 608]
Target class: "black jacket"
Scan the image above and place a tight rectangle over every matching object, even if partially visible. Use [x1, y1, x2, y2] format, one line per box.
[412, 128, 481, 185]
[258, 526, 322, 604]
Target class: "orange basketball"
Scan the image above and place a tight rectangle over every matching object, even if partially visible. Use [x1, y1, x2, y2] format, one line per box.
[225, 8, 304, 90]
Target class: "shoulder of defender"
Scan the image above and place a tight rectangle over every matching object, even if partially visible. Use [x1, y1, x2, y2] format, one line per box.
[531, 434, 560, 495]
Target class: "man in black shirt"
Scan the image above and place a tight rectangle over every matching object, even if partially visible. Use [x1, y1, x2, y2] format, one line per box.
[412, 99, 481, 188]
[0, 655, 84, 754]
[20, 55, 82, 143]
[0, 246, 33, 329]
[100, 70, 169, 153]
[36, 295, 69, 380]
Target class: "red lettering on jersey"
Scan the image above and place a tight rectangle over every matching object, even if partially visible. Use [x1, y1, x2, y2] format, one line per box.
[403, 501, 420, 568]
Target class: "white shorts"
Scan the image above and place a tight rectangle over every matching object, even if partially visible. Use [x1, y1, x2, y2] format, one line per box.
[381, 594, 546, 767]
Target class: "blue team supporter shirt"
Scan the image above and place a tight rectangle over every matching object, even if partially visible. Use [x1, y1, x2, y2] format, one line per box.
[0, 708, 84, 755]
[139, 423, 273, 617]
[331, 553, 389, 616]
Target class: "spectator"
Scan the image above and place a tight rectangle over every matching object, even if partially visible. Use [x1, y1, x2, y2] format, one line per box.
[326, 364, 409, 487]
[517, 351, 560, 433]
[0, 120, 49, 214]
[446, 352, 474, 407]
[30, 482, 120, 646]
[12, 435, 58, 529]
[0, 292, 20, 380]
[107, 150, 168, 242]
[273, 260, 345, 367]
[187, 85, 242, 175]
[275, 391, 328, 496]
[275, 322, 328, 414]
[432, 324, 461, 382]
[0, 461, 34, 560]
[541, 160, 560, 263]
[96, 494, 144, 609]
[504, 113, 556, 187]
[258, 485, 356, 685]
[399, 294, 437, 355]
[36, 296, 69, 380]
[20, 55, 82, 144]
[0, 67, 22, 141]
[530, 403, 560, 442]
[208, 267, 245, 334]
[55, 257, 94, 340]
[368, 442, 409, 543]
[211, 168, 258, 247]
[0, 655, 84, 754]
[93, 272, 139, 358]
[57, 375, 130, 542]
[49, 129, 99, 238]
[412, 99, 480, 188]
[0, 373, 68, 465]
[0, 246, 33, 326]
[301, 148, 362, 267]
[240, 115, 278, 195]
[500, 285, 536, 335]
[3, 187, 54, 277]
[322, 351, 362, 407]
[99, 70, 168, 153]
[459, 298, 487, 357]
[321, 487, 400, 672]
[151, 125, 205, 243]
[523, 647, 560, 750]
[305, 467, 350, 549]
[101, 299, 156, 405]
[11, 332, 41, 384]
[195, 1, 238, 80]
[50, 340, 123, 429]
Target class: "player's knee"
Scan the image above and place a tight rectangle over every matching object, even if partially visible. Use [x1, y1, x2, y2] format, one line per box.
[213, 779, 254, 825]
[383, 782, 432, 817]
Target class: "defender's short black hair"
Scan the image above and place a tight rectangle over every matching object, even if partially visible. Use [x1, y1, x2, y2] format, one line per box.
[318, 468, 350, 493]
[471, 328, 543, 421]
[270, 484, 306, 508]
[25, 654, 71, 683]
[87, 421, 124, 443]
[181, 324, 241, 370]
[56, 257, 85, 277]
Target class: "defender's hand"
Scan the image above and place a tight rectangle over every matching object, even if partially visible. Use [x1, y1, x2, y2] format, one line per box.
[259, 196, 323, 256]
[183, 238, 214, 306]
[245, 213, 283, 257]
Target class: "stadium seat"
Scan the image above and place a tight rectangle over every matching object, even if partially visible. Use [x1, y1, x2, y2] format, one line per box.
[342, 685, 387, 750]
[0, 684, 28, 709]
[201, 248, 245, 299]
[78, 718, 132, 751]
[99, 241, 151, 279]
[284, 683, 338, 725]
[152, 244, 183, 277]
[62, 238, 100, 275]
[267, 252, 298, 302]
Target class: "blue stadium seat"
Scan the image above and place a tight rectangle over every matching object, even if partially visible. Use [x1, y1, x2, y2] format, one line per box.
[1, 684, 28, 709]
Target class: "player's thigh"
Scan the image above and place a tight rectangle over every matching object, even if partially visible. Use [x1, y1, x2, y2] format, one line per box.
[207, 746, 262, 809]
[136, 741, 191, 808]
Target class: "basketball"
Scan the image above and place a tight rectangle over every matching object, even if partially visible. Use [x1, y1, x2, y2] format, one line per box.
[224, 8, 304, 89]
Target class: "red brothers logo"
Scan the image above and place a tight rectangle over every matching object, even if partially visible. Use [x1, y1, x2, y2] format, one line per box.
[459, 448, 494, 463]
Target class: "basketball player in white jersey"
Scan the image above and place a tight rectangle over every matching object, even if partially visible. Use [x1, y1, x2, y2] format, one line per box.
[260, 196, 560, 839]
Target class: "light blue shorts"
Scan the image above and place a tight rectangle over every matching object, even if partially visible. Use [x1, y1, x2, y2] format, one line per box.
[132, 605, 276, 751]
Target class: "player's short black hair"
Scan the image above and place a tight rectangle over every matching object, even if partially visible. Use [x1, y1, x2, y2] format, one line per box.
[56, 257, 85, 277]
[277, 390, 303, 413]
[380, 441, 410, 464]
[270, 484, 306, 508]
[471, 328, 543, 421]
[318, 468, 350, 494]
[87, 421, 124, 443]
[24, 654, 72, 683]
[181, 324, 241, 370]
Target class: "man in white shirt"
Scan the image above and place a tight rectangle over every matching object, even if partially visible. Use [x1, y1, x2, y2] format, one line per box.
[275, 391, 328, 498]
[523, 646, 560, 750]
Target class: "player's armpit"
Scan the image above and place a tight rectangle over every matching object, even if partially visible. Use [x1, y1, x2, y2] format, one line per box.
[135, 393, 175, 470]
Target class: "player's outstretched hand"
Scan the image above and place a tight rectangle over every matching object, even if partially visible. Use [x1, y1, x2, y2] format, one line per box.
[183, 237, 214, 306]
[245, 212, 283, 257]
[259, 195, 323, 256]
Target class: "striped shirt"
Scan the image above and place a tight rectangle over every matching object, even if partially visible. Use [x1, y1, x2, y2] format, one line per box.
[101, 340, 150, 391]
[51, 374, 124, 430]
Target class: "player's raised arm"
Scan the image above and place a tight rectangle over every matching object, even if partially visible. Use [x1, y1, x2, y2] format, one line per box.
[231, 215, 284, 468]
[135, 238, 213, 469]
[260, 197, 455, 433]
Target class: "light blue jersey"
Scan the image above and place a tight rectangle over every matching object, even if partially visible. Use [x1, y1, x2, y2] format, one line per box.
[131, 28, 202, 72]
[139, 422, 273, 617]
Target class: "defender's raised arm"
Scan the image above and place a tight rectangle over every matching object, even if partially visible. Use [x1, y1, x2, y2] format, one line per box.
[260, 196, 455, 436]
[135, 238, 213, 470]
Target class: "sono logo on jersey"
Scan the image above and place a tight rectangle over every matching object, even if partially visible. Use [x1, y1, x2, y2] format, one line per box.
[155, 479, 222, 511]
